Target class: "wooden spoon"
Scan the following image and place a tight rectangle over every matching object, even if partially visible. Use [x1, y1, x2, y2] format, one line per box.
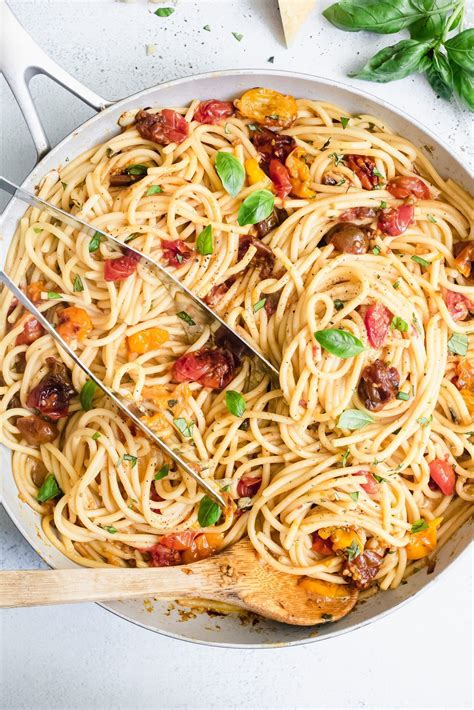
[0, 540, 358, 625]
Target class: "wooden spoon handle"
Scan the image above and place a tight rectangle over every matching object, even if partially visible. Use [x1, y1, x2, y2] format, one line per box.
[0, 566, 234, 608]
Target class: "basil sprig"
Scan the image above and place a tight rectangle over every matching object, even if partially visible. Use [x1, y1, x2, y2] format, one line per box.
[215, 152, 245, 197]
[80, 379, 97, 411]
[196, 225, 214, 255]
[37, 474, 62, 503]
[314, 329, 366, 358]
[323, 1, 473, 111]
[198, 495, 222, 527]
[238, 189, 274, 226]
[225, 390, 246, 417]
[337, 409, 375, 430]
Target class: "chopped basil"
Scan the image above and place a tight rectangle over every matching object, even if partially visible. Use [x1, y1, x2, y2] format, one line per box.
[411, 254, 430, 268]
[155, 464, 170, 480]
[428, 214, 437, 224]
[123, 454, 138, 468]
[73, 274, 84, 292]
[334, 299, 345, 311]
[232, 32, 243, 41]
[225, 390, 246, 417]
[391, 316, 408, 333]
[124, 232, 141, 244]
[345, 540, 360, 561]
[340, 116, 350, 129]
[417, 415, 433, 426]
[92, 432, 101, 441]
[154, 7, 175, 17]
[33, 228, 42, 234]
[177, 311, 195, 326]
[176, 253, 184, 264]
[238, 189, 274, 226]
[47, 291, 61, 300]
[198, 495, 221, 527]
[322, 139, 331, 150]
[196, 225, 214, 255]
[105, 147, 114, 158]
[102, 525, 117, 534]
[314, 329, 365, 358]
[372, 246, 381, 255]
[203, 24, 211, 31]
[125, 164, 148, 176]
[349, 491, 359, 502]
[329, 152, 343, 166]
[61, 181, 67, 189]
[37, 474, 61, 503]
[267, 56, 275, 63]
[373, 167, 385, 179]
[88, 231, 102, 252]
[253, 298, 266, 312]
[174, 417, 194, 438]
[215, 151, 245, 197]
[372, 474, 385, 483]
[342, 449, 350, 467]
[80, 380, 97, 411]
[337, 409, 374, 430]
[379, 201, 387, 209]
[397, 391, 410, 401]
[393, 279, 400, 290]
[146, 185, 162, 196]
[411, 519, 429, 534]
[447, 332, 468, 356]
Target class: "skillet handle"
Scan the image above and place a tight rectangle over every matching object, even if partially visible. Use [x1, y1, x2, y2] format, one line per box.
[0, 1, 114, 161]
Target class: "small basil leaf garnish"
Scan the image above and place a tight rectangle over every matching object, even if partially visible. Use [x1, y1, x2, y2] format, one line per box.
[411, 519, 429, 534]
[196, 225, 214, 255]
[447, 332, 468, 356]
[177, 311, 196, 326]
[37, 474, 62, 503]
[80, 380, 97, 411]
[225, 390, 246, 417]
[73, 275, 84, 292]
[314, 329, 365, 358]
[173, 418, 194, 438]
[146, 185, 162, 196]
[155, 464, 170, 481]
[198, 495, 222, 527]
[237, 189, 274, 226]
[337, 409, 374, 430]
[125, 164, 148, 176]
[154, 7, 175, 17]
[215, 152, 245, 197]
[89, 231, 102, 252]
[123, 454, 138, 468]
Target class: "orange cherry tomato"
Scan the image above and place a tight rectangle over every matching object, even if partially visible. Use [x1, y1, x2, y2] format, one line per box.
[406, 517, 442, 560]
[181, 532, 224, 564]
[244, 158, 271, 187]
[285, 147, 315, 199]
[127, 327, 169, 354]
[454, 359, 474, 414]
[234, 88, 297, 129]
[26, 281, 45, 303]
[299, 578, 352, 599]
[56, 307, 93, 341]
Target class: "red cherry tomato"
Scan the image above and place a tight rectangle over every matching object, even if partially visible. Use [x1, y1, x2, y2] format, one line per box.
[194, 100, 234, 125]
[161, 239, 192, 267]
[443, 289, 474, 321]
[268, 159, 292, 198]
[364, 302, 393, 348]
[237, 477, 262, 498]
[429, 459, 455, 495]
[312, 532, 334, 556]
[345, 155, 379, 190]
[172, 348, 237, 391]
[359, 471, 380, 496]
[136, 109, 189, 145]
[160, 531, 196, 550]
[16, 317, 44, 346]
[104, 254, 139, 282]
[378, 204, 414, 236]
[147, 543, 182, 567]
[387, 176, 430, 200]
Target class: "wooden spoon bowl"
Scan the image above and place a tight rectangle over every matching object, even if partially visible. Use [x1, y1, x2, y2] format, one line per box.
[0, 540, 358, 625]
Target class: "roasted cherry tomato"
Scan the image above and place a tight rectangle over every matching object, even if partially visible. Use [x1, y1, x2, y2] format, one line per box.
[345, 154, 379, 190]
[104, 254, 140, 282]
[26, 281, 45, 303]
[245, 158, 271, 187]
[378, 204, 414, 236]
[443, 289, 474, 321]
[234, 88, 297, 129]
[285, 147, 315, 198]
[147, 543, 181, 567]
[387, 176, 430, 200]
[56, 307, 93, 342]
[194, 100, 234, 125]
[268, 159, 292, 198]
[428, 459, 455, 496]
[172, 348, 237, 391]
[135, 108, 189, 145]
[311, 531, 334, 556]
[27, 357, 75, 420]
[16, 316, 44, 346]
[181, 532, 224, 564]
[159, 531, 196, 550]
[127, 327, 169, 354]
[237, 476, 262, 498]
[364, 302, 393, 348]
[161, 239, 192, 267]
[359, 471, 380, 496]
[406, 518, 442, 560]
[454, 241, 474, 279]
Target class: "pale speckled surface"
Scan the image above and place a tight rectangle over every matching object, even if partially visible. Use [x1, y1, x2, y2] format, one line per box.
[0, 1, 473, 708]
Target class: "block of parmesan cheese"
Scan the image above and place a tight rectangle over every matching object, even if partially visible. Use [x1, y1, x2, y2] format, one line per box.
[278, 0, 317, 47]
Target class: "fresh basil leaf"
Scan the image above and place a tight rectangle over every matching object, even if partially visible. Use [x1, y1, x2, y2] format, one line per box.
[323, 0, 457, 34]
[447, 332, 468, 356]
[198, 495, 221, 527]
[155, 464, 170, 480]
[314, 328, 366, 358]
[80, 380, 97, 411]
[411, 518, 429, 533]
[345, 540, 361, 561]
[215, 152, 245, 197]
[453, 70, 474, 111]
[409, 0, 450, 41]
[102, 525, 117, 534]
[253, 298, 267, 312]
[340, 116, 350, 128]
[146, 185, 162, 196]
[411, 254, 431, 267]
[397, 391, 410, 400]
[232, 32, 243, 41]
[391, 316, 409, 332]
[73, 275, 84, 292]
[174, 417, 194, 438]
[47, 291, 61, 300]
[92, 432, 101, 441]
[125, 164, 148, 176]
[225, 390, 246, 417]
[350, 39, 433, 83]
[123, 453, 138, 467]
[196, 225, 213, 255]
[426, 51, 454, 100]
[177, 311, 195, 326]
[349, 491, 359, 502]
[155, 7, 175, 17]
[337, 409, 374, 430]
[237, 189, 274, 226]
[445, 28, 474, 74]
[372, 473, 385, 483]
[37, 474, 62, 503]
[89, 231, 102, 252]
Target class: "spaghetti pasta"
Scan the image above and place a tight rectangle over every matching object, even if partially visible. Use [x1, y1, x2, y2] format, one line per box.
[1, 89, 473, 601]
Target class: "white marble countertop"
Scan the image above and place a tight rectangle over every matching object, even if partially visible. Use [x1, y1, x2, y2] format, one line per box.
[1, 2, 472, 708]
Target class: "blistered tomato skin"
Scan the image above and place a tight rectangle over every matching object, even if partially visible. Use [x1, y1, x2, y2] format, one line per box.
[234, 88, 297, 129]
[268, 159, 292, 198]
[194, 100, 234, 125]
[387, 176, 430, 200]
[443, 290, 474, 321]
[135, 109, 189, 145]
[378, 204, 414, 236]
[364, 302, 393, 348]
[428, 459, 455, 496]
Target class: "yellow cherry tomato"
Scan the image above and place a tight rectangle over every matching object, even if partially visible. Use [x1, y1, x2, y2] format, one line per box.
[244, 158, 271, 187]
[285, 147, 315, 198]
[299, 578, 352, 599]
[56, 307, 93, 342]
[406, 517, 442, 560]
[127, 327, 169, 354]
[234, 88, 297, 129]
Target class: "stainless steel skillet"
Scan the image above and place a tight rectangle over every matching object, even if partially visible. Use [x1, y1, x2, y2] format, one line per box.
[1, 2, 472, 648]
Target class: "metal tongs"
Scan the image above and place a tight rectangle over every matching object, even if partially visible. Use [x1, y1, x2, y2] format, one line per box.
[0, 177, 279, 507]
